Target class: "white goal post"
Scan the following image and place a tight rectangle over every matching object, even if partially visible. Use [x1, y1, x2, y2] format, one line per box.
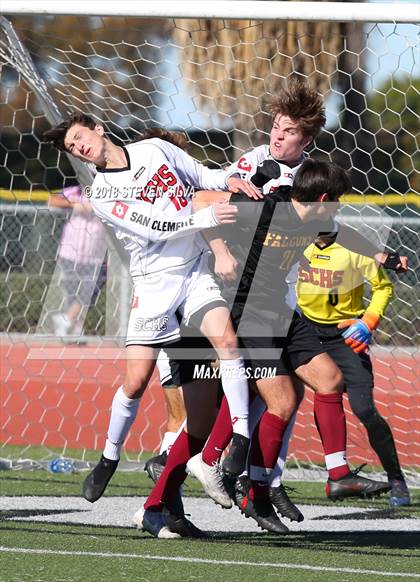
[0, 2, 418, 480]
[2, 0, 419, 23]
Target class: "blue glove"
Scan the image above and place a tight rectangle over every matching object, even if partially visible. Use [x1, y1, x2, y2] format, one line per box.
[337, 313, 379, 354]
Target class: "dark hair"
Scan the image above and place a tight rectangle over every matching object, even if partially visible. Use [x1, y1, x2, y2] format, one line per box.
[43, 113, 97, 151]
[292, 158, 351, 202]
[44, 114, 189, 153]
[133, 127, 188, 151]
[267, 77, 326, 139]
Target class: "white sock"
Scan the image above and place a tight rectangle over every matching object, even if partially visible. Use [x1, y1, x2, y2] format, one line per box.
[103, 386, 140, 461]
[159, 431, 178, 455]
[270, 412, 296, 487]
[237, 395, 266, 477]
[219, 358, 249, 438]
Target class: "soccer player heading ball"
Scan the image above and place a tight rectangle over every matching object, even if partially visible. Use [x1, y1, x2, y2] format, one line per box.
[43, 116, 262, 512]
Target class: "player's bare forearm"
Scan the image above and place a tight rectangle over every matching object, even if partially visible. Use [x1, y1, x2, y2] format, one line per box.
[48, 194, 71, 209]
[206, 235, 238, 281]
[192, 190, 231, 212]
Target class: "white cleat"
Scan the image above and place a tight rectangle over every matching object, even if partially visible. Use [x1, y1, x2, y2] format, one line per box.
[132, 507, 145, 529]
[186, 453, 232, 509]
[135, 507, 181, 539]
[52, 313, 72, 337]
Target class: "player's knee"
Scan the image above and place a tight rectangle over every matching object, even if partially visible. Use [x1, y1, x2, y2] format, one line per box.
[266, 406, 295, 422]
[124, 372, 149, 399]
[266, 393, 296, 420]
[321, 367, 344, 394]
[213, 334, 239, 358]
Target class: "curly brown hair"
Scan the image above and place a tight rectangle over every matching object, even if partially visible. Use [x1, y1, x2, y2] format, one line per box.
[267, 77, 326, 139]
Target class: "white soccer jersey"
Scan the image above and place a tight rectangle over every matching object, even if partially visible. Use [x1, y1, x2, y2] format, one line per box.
[225, 144, 309, 310]
[226, 144, 306, 193]
[90, 138, 229, 278]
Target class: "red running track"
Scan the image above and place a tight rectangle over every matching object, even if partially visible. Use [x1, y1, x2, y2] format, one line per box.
[1, 341, 419, 467]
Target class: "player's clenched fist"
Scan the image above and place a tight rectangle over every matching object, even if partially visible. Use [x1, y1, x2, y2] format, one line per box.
[212, 201, 238, 224]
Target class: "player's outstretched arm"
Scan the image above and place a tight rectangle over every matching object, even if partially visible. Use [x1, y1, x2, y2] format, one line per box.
[92, 196, 237, 243]
[335, 225, 408, 273]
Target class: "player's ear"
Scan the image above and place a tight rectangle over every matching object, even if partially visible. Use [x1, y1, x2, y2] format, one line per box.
[302, 136, 312, 148]
[94, 124, 104, 136]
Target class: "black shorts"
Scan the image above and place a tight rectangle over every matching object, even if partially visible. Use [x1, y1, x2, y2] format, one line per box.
[165, 310, 325, 385]
[303, 317, 374, 391]
[239, 311, 324, 375]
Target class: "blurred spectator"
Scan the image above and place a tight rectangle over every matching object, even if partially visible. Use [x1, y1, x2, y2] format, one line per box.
[49, 185, 107, 339]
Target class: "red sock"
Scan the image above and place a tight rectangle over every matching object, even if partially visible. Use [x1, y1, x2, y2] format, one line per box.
[201, 396, 233, 466]
[249, 411, 288, 499]
[144, 430, 206, 510]
[314, 392, 350, 480]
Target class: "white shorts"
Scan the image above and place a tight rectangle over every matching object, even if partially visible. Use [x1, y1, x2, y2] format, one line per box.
[126, 253, 225, 346]
[157, 349, 173, 386]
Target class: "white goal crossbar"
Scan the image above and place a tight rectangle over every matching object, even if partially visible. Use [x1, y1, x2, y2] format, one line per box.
[2, 0, 419, 23]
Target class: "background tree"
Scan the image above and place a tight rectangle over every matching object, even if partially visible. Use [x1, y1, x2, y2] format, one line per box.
[172, 4, 368, 180]
[364, 75, 419, 194]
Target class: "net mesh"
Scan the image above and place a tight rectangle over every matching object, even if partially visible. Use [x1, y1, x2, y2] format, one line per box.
[0, 14, 418, 479]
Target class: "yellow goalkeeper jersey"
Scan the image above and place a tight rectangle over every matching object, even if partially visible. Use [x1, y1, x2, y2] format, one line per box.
[296, 239, 393, 324]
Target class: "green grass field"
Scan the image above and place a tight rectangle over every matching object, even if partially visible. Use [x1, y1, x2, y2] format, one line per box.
[1, 469, 419, 582]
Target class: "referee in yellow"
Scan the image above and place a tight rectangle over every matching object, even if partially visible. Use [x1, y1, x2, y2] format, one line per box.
[296, 233, 411, 506]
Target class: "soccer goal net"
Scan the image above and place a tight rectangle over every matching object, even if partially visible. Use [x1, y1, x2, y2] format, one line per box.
[0, 2, 418, 480]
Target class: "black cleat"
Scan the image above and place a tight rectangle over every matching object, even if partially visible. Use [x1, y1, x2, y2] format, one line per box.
[231, 475, 250, 508]
[222, 433, 250, 477]
[327, 466, 392, 501]
[144, 451, 167, 483]
[389, 478, 411, 507]
[269, 484, 304, 523]
[241, 496, 289, 534]
[232, 476, 288, 534]
[163, 506, 208, 539]
[83, 455, 119, 503]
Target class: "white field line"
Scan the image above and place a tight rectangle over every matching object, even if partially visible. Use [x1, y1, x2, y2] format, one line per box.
[0, 546, 419, 578]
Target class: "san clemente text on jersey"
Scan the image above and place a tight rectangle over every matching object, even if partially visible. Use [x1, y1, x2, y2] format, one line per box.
[130, 211, 195, 231]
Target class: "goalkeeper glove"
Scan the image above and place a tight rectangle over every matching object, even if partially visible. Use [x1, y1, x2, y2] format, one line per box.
[337, 312, 380, 354]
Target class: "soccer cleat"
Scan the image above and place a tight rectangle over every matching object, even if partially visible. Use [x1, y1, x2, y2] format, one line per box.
[232, 477, 289, 534]
[269, 484, 304, 523]
[163, 506, 208, 539]
[52, 313, 71, 337]
[144, 451, 167, 483]
[82, 455, 119, 503]
[222, 433, 250, 478]
[389, 479, 411, 507]
[326, 466, 391, 501]
[186, 453, 232, 508]
[140, 508, 181, 539]
[231, 475, 250, 509]
[240, 495, 289, 534]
